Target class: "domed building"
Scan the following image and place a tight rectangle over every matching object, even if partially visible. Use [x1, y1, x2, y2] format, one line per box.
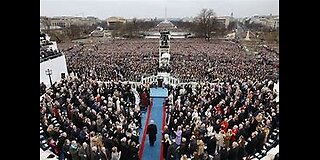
[149, 19, 182, 32]
[145, 19, 190, 38]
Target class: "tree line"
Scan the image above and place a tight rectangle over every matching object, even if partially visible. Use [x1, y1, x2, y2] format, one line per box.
[42, 8, 275, 42]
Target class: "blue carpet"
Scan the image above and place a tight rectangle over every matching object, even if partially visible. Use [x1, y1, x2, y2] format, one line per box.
[150, 88, 168, 97]
[141, 98, 164, 160]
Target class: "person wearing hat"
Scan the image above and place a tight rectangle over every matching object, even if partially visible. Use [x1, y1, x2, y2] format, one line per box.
[147, 120, 158, 146]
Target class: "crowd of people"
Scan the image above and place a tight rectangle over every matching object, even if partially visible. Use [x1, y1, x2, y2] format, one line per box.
[161, 77, 279, 160]
[170, 39, 279, 83]
[41, 35, 279, 160]
[59, 39, 159, 82]
[40, 75, 151, 160]
[58, 38, 278, 84]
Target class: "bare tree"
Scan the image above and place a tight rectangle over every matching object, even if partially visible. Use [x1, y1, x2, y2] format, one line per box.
[132, 17, 138, 32]
[42, 18, 52, 34]
[194, 8, 218, 41]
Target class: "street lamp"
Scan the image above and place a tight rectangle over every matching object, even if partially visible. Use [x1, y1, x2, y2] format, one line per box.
[45, 69, 53, 87]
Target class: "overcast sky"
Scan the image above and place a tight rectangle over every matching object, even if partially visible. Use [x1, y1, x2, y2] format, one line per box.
[40, 0, 279, 19]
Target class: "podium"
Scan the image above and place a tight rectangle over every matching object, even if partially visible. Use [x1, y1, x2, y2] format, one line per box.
[157, 77, 164, 87]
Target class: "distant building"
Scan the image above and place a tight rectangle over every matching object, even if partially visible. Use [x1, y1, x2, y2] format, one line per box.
[154, 19, 177, 31]
[216, 16, 231, 29]
[273, 17, 279, 29]
[106, 16, 126, 29]
[40, 17, 67, 35]
[51, 19, 71, 28]
[40, 16, 101, 29]
[249, 15, 279, 29]
[181, 17, 194, 22]
[145, 20, 190, 38]
[70, 17, 100, 26]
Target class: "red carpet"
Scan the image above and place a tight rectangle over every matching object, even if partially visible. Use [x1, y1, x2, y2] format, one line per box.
[138, 98, 153, 159]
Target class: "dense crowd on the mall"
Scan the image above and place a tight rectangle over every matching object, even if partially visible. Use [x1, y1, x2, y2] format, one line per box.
[41, 36, 279, 160]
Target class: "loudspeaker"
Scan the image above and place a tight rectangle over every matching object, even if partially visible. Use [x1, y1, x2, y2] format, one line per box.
[61, 73, 65, 79]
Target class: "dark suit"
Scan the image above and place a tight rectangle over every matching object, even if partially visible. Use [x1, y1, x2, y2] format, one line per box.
[120, 142, 129, 160]
[228, 147, 239, 160]
[237, 145, 246, 160]
[246, 136, 258, 156]
[207, 137, 217, 156]
[91, 151, 103, 160]
[162, 140, 170, 159]
[220, 148, 229, 160]
[78, 146, 90, 160]
[179, 142, 189, 156]
[256, 131, 266, 153]
[167, 142, 178, 160]
[147, 123, 157, 146]
[189, 139, 197, 155]
[128, 145, 139, 160]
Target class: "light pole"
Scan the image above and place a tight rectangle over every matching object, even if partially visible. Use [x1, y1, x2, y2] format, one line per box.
[45, 69, 53, 87]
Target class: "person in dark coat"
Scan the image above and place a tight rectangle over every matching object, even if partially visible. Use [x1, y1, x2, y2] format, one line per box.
[246, 132, 258, 156]
[167, 139, 178, 160]
[228, 142, 239, 160]
[236, 124, 246, 140]
[147, 120, 157, 146]
[69, 141, 80, 160]
[60, 139, 71, 160]
[237, 136, 246, 160]
[141, 91, 148, 109]
[57, 132, 67, 152]
[128, 141, 139, 160]
[219, 147, 229, 160]
[119, 137, 129, 160]
[183, 125, 192, 144]
[162, 134, 171, 159]
[179, 138, 189, 156]
[189, 136, 197, 157]
[256, 128, 266, 153]
[206, 135, 217, 157]
[78, 127, 89, 144]
[91, 146, 103, 160]
[78, 142, 90, 160]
